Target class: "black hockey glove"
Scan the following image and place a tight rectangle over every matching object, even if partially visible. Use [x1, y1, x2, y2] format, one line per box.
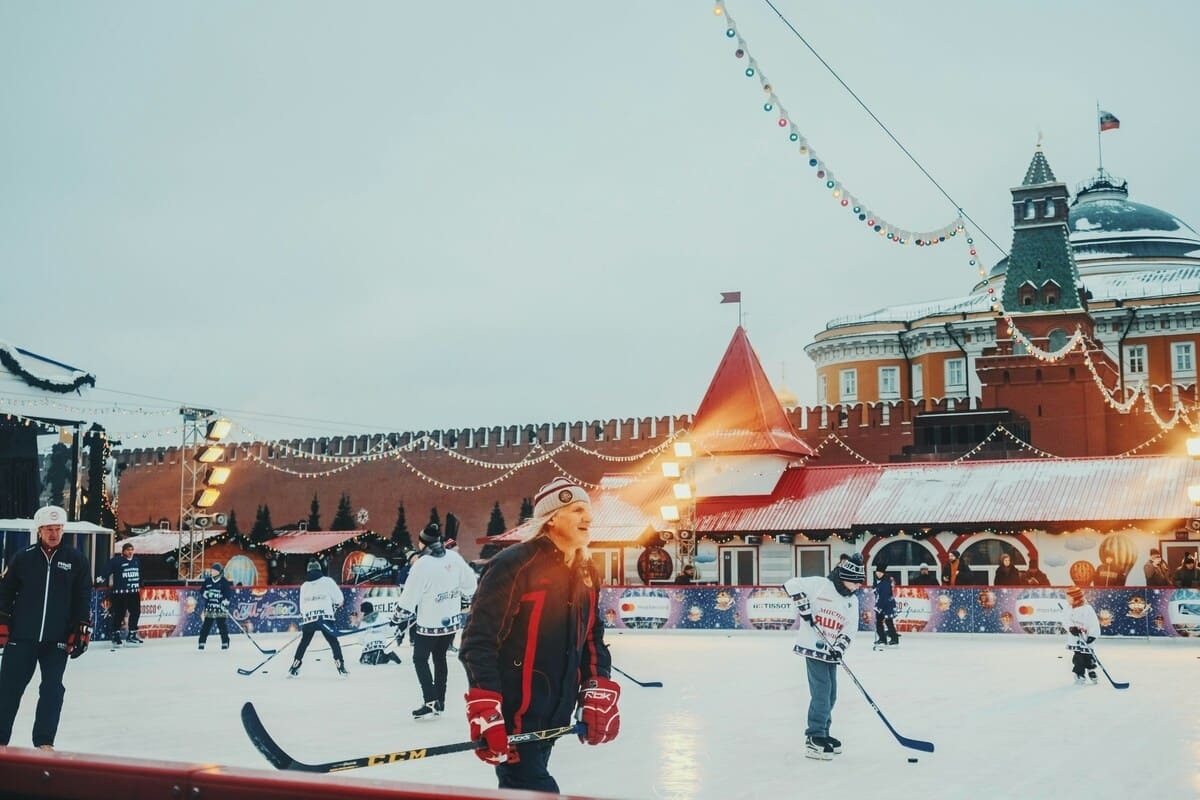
[1068, 626, 1081, 636]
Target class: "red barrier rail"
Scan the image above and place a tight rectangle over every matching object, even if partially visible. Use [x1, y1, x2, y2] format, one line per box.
[0, 747, 597, 800]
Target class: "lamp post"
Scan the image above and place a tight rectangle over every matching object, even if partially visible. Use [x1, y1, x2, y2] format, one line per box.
[660, 436, 696, 579]
[178, 408, 232, 582]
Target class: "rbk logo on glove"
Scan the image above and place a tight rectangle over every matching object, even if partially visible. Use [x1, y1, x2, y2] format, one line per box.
[577, 677, 621, 745]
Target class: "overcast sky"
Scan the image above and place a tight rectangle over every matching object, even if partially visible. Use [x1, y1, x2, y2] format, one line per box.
[3, 1, 1197, 447]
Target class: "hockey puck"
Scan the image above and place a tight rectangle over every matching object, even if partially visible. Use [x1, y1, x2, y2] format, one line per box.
[907, 758, 918, 763]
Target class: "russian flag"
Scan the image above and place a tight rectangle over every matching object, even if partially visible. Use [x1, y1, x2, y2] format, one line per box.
[1099, 111, 1120, 132]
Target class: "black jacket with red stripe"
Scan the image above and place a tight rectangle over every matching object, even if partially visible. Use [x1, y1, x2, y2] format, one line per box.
[459, 535, 611, 733]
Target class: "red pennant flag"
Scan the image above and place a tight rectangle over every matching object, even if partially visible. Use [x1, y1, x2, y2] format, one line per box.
[1098, 111, 1120, 132]
[720, 291, 742, 304]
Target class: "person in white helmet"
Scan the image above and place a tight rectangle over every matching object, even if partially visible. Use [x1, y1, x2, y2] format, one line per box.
[0, 505, 93, 750]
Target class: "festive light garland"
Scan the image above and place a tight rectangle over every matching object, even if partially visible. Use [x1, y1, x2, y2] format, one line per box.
[712, 1, 966, 247]
[0, 343, 96, 394]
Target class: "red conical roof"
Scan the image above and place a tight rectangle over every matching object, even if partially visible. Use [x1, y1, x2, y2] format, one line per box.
[690, 327, 815, 457]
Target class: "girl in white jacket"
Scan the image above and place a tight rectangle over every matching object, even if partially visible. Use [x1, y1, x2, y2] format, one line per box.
[288, 560, 347, 677]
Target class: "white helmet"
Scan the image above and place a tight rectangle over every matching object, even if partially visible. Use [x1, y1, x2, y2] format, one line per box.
[31, 505, 67, 533]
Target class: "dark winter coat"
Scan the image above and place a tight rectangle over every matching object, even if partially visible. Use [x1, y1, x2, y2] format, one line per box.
[910, 570, 939, 586]
[100, 554, 142, 594]
[1023, 567, 1051, 586]
[1174, 563, 1200, 589]
[993, 562, 1022, 586]
[459, 535, 611, 734]
[941, 558, 976, 586]
[200, 574, 234, 618]
[0, 543, 91, 643]
[872, 574, 897, 617]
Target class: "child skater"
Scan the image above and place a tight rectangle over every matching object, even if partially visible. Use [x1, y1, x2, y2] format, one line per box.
[1064, 585, 1099, 685]
[872, 562, 899, 648]
[783, 552, 866, 760]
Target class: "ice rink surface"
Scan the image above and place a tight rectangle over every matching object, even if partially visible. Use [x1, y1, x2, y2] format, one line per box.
[5, 630, 1198, 800]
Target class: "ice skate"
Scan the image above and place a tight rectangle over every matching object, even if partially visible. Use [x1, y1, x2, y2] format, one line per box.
[288, 659, 301, 678]
[126, 633, 143, 645]
[1088, 670, 1098, 684]
[805, 735, 834, 761]
[36, 745, 54, 751]
[1074, 674, 1086, 685]
[221, 642, 230, 650]
[412, 701, 441, 720]
[336, 659, 349, 676]
[197, 642, 205, 650]
[825, 735, 843, 754]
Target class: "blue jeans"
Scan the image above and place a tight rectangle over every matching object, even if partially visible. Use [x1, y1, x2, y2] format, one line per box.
[805, 657, 838, 737]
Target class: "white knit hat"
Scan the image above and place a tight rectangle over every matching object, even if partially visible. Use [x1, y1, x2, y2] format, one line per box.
[532, 477, 590, 519]
[31, 505, 67, 533]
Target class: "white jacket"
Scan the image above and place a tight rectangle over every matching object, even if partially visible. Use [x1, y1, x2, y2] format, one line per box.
[1065, 603, 1101, 652]
[397, 549, 478, 636]
[299, 575, 344, 624]
[784, 575, 859, 663]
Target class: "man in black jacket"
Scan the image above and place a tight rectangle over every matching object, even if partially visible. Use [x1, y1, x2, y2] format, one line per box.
[0, 505, 93, 750]
[459, 477, 618, 793]
[98, 542, 143, 645]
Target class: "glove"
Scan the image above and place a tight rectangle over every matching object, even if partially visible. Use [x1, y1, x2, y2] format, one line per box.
[829, 632, 851, 661]
[1068, 626, 1081, 636]
[782, 579, 812, 623]
[391, 608, 414, 627]
[577, 677, 621, 745]
[66, 621, 92, 658]
[466, 688, 513, 765]
[1086, 636, 1096, 645]
[0, 611, 10, 648]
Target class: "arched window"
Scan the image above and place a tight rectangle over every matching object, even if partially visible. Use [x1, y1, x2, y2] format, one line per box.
[1043, 197, 1055, 218]
[1041, 281, 1059, 306]
[1024, 199, 1036, 219]
[1047, 329, 1069, 351]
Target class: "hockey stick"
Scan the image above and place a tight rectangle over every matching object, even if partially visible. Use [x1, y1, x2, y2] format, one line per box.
[1075, 636, 1129, 689]
[229, 617, 277, 655]
[612, 665, 663, 688]
[810, 623, 933, 752]
[241, 701, 585, 772]
[237, 633, 302, 676]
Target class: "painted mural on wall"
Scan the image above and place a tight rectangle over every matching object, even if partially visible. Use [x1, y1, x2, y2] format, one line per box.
[91, 584, 1200, 641]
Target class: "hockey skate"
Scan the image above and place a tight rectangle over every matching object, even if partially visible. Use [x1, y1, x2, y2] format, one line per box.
[805, 735, 834, 761]
[336, 659, 349, 676]
[221, 642, 230, 650]
[127, 633, 144, 645]
[1073, 674, 1087, 685]
[824, 735, 843, 754]
[111, 632, 123, 647]
[412, 701, 442, 720]
[288, 659, 302, 678]
[1088, 670, 1098, 684]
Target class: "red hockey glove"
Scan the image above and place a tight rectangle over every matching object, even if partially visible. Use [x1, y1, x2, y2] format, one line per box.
[466, 688, 514, 765]
[66, 621, 92, 658]
[0, 611, 10, 647]
[577, 677, 621, 745]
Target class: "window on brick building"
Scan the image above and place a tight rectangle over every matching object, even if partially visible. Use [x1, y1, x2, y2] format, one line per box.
[912, 364, 923, 399]
[839, 369, 857, 402]
[817, 375, 827, 405]
[879, 366, 900, 400]
[1172, 342, 1195, 381]
[1124, 344, 1147, 379]
[945, 358, 967, 396]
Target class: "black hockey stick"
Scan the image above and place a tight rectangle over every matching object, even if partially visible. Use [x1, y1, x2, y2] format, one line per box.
[229, 617, 277, 655]
[811, 624, 933, 752]
[241, 701, 584, 772]
[1077, 637, 1129, 689]
[237, 633, 301, 676]
[612, 665, 663, 688]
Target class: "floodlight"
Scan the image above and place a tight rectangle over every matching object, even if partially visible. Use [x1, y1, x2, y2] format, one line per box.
[196, 445, 225, 463]
[659, 505, 680, 522]
[673, 441, 693, 459]
[1188, 438, 1200, 459]
[673, 483, 693, 500]
[204, 466, 231, 486]
[194, 488, 221, 508]
[661, 462, 681, 479]
[205, 418, 232, 441]
[1188, 484, 1200, 505]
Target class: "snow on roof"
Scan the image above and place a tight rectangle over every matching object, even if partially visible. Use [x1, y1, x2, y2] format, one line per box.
[263, 529, 372, 554]
[0, 518, 114, 535]
[114, 528, 223, 555]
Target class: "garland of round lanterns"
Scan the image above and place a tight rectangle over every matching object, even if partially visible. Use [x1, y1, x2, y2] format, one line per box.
[711, 1, 974, 261]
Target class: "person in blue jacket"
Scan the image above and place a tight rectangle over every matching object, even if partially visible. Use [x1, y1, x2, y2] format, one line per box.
[872, 563, 899, 647]
[98, 542, 143, 645]
[0, 505, 92, 750]
[197, 563, 234, 650]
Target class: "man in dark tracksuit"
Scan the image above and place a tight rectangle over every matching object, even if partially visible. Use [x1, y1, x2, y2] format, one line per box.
[98, 542, 143, 645]
[460, 477, 619, 794]
[0, 505, 93, 749]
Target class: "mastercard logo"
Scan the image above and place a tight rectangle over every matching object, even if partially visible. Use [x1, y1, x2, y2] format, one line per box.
[1017, 604, 1035, 616]
[620, 602, 636, 612]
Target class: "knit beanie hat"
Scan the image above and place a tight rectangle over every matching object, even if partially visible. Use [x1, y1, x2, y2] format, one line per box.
[532, 477, 590, 519]
[1066, 585, 1085, 607]
[31, 505, 67, 534]
[838, 553, 866, 584]
[419, 523, 442, 545]
[210, 562, 222, 574]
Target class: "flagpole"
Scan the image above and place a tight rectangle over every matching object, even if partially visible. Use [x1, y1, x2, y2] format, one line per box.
[1096, 101, 1103, 171]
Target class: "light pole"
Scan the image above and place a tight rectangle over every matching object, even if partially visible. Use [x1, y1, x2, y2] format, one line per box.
[178, 408, 232, 582]
[659, 436, 696, 579]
